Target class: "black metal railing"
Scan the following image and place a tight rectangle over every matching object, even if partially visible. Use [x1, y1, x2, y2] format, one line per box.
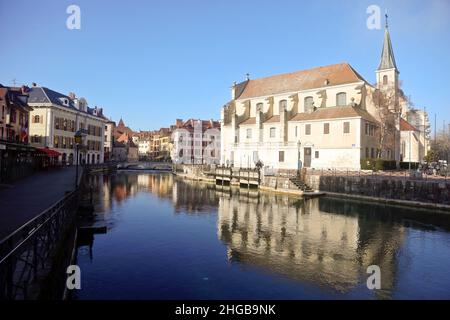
[0, 190, 78, 300]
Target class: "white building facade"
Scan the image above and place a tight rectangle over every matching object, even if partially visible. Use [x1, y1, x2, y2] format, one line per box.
[27, 85, 108, 164]
[104, 120, 115, 162]
[138, 138, 151, 156]
[171, 119, 221, 165]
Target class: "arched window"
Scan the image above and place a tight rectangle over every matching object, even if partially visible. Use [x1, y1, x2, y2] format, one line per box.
[383, 75, 388, 85]
[336, 92, 347, 106]
[304, 96, 314, 113]
[34, 115, 40, 123]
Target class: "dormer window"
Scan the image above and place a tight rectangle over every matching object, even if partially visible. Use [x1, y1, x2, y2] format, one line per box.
[60, 98, 69, 106]
[304, 96, 314, 113]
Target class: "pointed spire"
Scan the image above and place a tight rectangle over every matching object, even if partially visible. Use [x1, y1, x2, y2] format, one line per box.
[377, 13, 398, 71]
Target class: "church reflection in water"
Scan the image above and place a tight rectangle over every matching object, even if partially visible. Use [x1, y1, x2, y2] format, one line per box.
[217, 189, 408, 297]
[82, 172, 450, 297]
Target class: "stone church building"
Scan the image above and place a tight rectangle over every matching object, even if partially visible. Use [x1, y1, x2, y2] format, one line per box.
[220, 22, 421, 170]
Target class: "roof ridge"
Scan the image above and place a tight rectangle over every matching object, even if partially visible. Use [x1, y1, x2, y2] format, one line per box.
[248, 62, 350, 83]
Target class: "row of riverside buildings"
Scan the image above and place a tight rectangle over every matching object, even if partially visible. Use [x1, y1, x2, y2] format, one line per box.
[0, 83, 117, 183]
[132, 118, 221, 164]
[1, 21, 431, 182]
[220, 22, 430, 171]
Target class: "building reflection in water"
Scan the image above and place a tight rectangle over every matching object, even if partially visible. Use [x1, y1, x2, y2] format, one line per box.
[216, 188, 408, 298]
[80, 172, 450, 298]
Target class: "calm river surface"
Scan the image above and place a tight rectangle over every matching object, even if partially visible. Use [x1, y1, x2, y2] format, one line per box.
[74, 172, 450, 299]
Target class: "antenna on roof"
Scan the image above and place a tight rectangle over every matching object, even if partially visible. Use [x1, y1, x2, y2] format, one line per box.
[245, 73, 250, 81]
[11, 78, 18, 86]
[385, 10, 389, 28]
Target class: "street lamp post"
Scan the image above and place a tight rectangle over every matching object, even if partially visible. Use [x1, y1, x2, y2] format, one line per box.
[409, 130, 412, 172]
[74, 130, 83, 189]
[297, 141, 302, 177]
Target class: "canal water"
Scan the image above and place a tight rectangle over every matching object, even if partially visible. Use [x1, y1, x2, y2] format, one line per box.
[74, 172, 450, 299]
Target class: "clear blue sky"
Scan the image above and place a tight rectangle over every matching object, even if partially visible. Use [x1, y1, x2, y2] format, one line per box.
[1, 0, 449, 132]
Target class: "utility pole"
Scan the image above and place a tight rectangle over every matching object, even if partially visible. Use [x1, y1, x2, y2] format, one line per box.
[423, 106, 426, 157]
[435, 113, 437, 145]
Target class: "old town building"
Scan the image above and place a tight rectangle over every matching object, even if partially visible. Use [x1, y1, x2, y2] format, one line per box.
[0, 85, 37, 182]
[27, 84, 108, 165]
[400, 107, 430, 163]
[171, 118, 221, 164]
[114, 118, 139, 162]
[103, 119, 115, 162]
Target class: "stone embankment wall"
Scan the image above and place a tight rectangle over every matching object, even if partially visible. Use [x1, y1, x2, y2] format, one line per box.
[305, 174, 450, 205]
[260, 175, 302, 195]
[173, 164, 303, 194]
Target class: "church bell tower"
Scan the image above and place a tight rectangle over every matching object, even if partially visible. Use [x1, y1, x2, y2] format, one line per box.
[375, 14, 399, 101]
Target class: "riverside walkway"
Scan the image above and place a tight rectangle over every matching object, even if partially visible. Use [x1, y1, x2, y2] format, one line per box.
[0, 167, 77, 239]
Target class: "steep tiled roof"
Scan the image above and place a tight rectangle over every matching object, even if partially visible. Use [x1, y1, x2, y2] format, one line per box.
[264, 115, 280, 123]
[400, 118, 418, 131]
[179, 119, 220, 131]
[27, 86, 106, 119]
[0, 86, 31, 111]
[237, 63, 367, 99]
[28, 87, 75, 108]
[239, 117, 256, 125]
[117, 132, 130, 143]
[290, 106, 378, 123]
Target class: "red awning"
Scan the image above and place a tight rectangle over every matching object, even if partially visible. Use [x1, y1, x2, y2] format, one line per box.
[36, 147, 61, 157]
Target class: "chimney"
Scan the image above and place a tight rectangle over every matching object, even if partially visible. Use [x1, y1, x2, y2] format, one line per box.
[176, 119, 183, 128]
[21, 85, 29, 94]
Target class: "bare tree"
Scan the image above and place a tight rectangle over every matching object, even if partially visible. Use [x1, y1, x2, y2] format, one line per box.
[430, 129, 450, 162]
[371, 84, 401, 159]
